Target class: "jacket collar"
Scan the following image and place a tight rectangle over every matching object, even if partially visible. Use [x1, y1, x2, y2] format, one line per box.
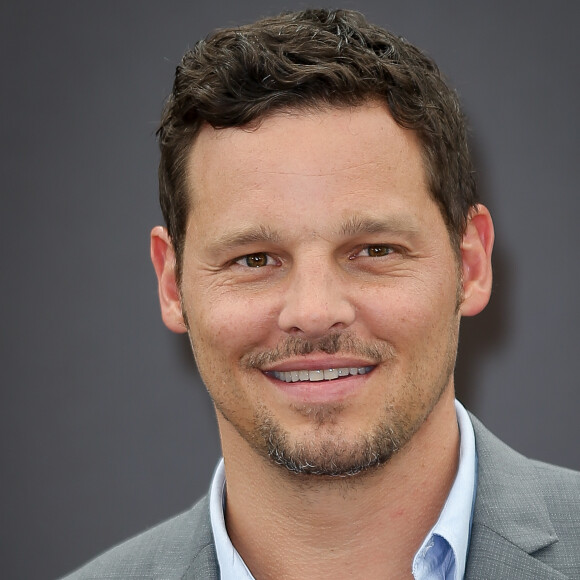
[181, 495, 220, 580]
[466, 413, 566, 579]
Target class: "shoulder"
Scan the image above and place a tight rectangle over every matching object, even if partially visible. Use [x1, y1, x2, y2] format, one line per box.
[526, 457, 580, 525]
[470, 412, 580, 502]
[60, 495, 218, 580]
[467, 413, 580, 579]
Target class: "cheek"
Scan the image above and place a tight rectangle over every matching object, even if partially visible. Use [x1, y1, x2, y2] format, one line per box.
[187, 290, 278, 355]
[362, 278, 458, 345]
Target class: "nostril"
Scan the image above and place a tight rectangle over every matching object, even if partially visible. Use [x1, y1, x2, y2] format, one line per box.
[278, 304, 356, 338]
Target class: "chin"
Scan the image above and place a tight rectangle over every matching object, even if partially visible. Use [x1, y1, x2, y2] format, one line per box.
[254, 405, 411, 478]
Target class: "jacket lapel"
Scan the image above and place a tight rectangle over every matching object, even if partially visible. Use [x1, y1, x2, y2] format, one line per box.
[466, 414, 566, 579]
[466, 522, 566, 579]
[180, 495, 220, 580]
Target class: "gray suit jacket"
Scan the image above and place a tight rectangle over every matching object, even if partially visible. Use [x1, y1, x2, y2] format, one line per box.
[62, 415, 580, 579]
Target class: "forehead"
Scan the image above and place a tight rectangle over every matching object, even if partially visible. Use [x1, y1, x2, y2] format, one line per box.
[185, 103, 428, 209]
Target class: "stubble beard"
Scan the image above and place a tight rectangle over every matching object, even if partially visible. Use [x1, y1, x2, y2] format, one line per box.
[255, 401, 407, 478]
[185, 295, 462, 482]
[236, 331, 457, 480]
[200, 334, 457, 480]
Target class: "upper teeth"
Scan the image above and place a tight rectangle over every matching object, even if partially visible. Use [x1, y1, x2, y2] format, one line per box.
[272, 366, 373, 383]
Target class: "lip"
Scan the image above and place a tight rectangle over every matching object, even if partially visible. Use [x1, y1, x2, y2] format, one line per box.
[263, 357, 377, 373]
[262, 358, 376, 404]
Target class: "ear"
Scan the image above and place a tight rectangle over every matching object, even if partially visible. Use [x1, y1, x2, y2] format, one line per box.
[459, 204, 494, 317]
[150, 226, 187, 333]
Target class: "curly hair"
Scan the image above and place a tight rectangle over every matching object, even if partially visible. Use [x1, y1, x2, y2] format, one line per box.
[157, 8, 477, 279]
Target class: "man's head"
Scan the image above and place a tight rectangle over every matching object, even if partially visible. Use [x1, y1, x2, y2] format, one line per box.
[157, 8, 477, 282]
[151, 9, 493, 479]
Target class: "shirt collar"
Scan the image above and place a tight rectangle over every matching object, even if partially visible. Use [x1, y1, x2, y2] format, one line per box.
[412, 399, 478, 579]
[209, 459, 254, 580]
[210, 399, 477, 580]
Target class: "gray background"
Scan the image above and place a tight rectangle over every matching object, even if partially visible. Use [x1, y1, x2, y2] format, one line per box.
[2, 2, 579, 579]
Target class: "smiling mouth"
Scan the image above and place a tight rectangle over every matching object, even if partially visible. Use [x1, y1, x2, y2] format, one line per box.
[268, 366, 374, 383]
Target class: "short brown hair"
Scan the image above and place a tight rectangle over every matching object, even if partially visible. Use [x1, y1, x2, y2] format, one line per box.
[157, 8, 477, 279]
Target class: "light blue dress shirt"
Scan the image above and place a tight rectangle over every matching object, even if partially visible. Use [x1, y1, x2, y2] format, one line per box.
[209, 400, 477, 579]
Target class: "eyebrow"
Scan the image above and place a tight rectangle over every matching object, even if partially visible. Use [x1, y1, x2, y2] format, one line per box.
[338, 215, 421, 238]
[205, 225, 281, 255]
[204, 215, 421, 256]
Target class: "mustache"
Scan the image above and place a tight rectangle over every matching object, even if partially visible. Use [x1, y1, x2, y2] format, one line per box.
[242, 332, 395, 369]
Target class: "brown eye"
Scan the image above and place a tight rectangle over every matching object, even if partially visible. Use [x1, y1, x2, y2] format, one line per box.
[238, 253, 271, 267]
[366, 245, 393, 257]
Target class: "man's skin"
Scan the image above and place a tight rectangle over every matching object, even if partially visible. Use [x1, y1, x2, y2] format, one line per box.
[151, 102, 494, 579]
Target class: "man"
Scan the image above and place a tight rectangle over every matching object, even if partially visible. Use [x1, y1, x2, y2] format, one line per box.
[63, 8, 580, 579]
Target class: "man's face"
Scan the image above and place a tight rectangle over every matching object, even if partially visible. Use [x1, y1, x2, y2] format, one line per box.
[175, 103, 465, 476]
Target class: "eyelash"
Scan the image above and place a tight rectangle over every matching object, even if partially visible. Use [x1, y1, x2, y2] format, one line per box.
[234, 253, 277, 268]
[352, 245, 395, 259]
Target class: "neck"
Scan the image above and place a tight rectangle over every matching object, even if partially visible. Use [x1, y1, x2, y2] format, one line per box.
[219, 388, 460, 580]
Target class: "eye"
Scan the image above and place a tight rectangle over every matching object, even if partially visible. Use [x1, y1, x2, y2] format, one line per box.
[235, 252, 276, 268]
[366, 245, 393, 257]
[353, 245, 395, 258]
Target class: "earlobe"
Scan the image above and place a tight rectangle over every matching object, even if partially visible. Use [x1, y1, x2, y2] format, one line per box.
[459, 205, 494, 317]
[150, 226, 188, 333]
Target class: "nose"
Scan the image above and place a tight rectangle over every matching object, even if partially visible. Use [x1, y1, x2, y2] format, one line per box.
[277, 260, 356, 339]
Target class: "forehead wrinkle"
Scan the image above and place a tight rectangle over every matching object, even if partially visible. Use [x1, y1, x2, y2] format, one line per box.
[257, 159, 379, 178]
